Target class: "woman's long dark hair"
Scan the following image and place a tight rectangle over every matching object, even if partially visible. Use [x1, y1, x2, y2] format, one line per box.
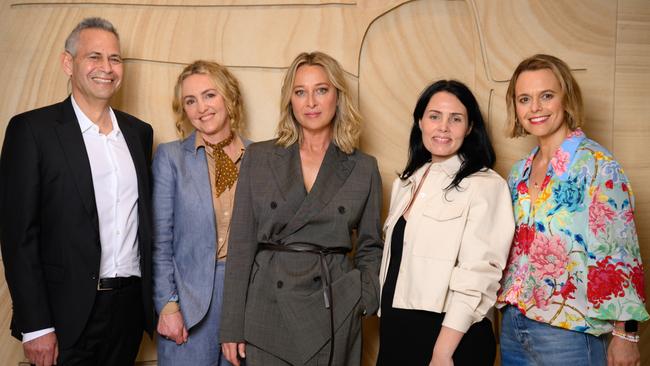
[400, 80, 496, 190]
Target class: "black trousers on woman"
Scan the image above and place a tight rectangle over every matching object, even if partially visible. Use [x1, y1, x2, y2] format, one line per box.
[376, 217, 495, 366]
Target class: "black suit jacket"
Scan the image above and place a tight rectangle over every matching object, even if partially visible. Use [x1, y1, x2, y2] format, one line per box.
[0, 97, 154, 348]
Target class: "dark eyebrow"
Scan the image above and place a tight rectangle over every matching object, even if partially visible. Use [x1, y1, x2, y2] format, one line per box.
[426, 109, 465, 116]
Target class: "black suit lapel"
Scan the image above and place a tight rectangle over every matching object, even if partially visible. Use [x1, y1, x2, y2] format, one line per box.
[276, 143, 355, 238]
[54, 98, 99, 233]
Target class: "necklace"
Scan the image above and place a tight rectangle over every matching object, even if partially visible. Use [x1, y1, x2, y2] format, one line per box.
[403, 164, 433, 218]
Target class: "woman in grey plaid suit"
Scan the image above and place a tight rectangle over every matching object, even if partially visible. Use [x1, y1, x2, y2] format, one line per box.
[220, 51, 383, 366]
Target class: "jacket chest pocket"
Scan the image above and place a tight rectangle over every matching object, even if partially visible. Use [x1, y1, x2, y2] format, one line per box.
[411, 204, 466, 260]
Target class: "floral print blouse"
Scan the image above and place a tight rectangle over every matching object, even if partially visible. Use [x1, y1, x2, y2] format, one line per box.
[497, 129, 649, 335]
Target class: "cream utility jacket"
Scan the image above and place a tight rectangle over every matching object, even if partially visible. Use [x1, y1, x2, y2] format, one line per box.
[379, 155, 515, 333]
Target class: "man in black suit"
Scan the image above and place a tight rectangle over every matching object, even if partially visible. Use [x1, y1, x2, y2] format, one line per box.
[0, 17, 153, 366]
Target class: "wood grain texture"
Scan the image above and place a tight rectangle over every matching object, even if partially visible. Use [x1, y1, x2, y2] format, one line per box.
[614, 1, 650, 364]
[12, 0, 357, 5]
[1, 0, 649, 365]
[359, 0, 477, 214]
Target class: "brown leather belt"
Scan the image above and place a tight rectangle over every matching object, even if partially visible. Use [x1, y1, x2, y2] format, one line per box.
[257, 242, 349, 366]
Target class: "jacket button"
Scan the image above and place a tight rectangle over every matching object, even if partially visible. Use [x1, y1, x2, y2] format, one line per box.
[313, 276, 321, 283]
[277, 280, 283, 289]
[338, 206, 345, 214]
[270, 201, 277, 209]
[90, 273, 98, 280]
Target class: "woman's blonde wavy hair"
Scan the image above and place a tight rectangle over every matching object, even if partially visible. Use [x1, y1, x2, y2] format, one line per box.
[505, 54, 584, 138]
[172, 60, 244, 138]
[276, 51, 361, 154]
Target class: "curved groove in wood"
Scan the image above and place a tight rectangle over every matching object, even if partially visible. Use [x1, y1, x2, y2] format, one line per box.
[356, 0, 504, 84]
[356, 0, 415, 76]
[354, 0, 511, 86]
[468, 0, 589, 83]
[468, 0, 503, 82]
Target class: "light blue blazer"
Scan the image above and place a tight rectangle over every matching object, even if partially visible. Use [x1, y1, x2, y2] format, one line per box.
[152, 131, 250, 329]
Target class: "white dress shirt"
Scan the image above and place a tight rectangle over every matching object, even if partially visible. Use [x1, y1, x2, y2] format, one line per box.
[23, 95, 141, 342]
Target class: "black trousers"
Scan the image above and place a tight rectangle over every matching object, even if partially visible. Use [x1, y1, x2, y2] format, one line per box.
[376, 308, 496, 366]
[56, 279, 145, 366]
[376, 216, 495, 365]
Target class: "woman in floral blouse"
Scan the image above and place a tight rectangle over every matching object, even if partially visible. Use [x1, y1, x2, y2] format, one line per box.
[497, 54, 648, 366]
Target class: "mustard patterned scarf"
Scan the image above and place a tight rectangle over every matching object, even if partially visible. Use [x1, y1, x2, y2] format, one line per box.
[204, 132, 238, 197]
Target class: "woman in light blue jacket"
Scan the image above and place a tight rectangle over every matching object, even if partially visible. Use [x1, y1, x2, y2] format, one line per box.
[152, 60, 250, 365]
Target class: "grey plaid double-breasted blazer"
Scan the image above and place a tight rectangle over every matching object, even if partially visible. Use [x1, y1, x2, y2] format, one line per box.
[219, 140, 383, 365]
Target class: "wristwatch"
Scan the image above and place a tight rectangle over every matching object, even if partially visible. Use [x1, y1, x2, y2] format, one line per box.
[625, 320, 639, 333]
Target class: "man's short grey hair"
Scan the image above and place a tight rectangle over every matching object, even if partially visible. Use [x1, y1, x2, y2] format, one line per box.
[64, 17, 119, 56]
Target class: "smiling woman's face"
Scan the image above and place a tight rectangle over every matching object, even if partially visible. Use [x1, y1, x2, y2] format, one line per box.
[181, 73, 230, 143]
[514, 68, 568, 142]
[419, 91, 470, 163]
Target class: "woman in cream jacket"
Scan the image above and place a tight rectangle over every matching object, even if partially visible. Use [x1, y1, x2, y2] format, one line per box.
[376, 80, 514, 366]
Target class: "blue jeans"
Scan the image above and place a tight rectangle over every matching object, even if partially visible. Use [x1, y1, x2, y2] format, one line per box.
[500, 306, 607, 366]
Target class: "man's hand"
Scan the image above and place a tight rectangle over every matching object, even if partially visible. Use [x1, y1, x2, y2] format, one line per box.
[157, 311, 188, 345]
[222, 342, 246, 366]
[24, 332, 58, 366]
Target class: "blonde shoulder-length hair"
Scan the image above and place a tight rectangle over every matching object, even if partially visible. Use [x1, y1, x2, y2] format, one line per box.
[172, 60, 244, 138]
[505, 54, 584, 138]
[276, 51, 362, 154]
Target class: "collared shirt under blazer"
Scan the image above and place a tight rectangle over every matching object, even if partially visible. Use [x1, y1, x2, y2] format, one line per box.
[379, 155, 515, 333]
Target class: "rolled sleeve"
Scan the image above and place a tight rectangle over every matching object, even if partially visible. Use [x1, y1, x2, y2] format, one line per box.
[442, 175, 514, 332]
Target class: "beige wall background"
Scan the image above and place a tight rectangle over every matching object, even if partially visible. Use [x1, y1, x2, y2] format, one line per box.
[0, 0, 648, 364]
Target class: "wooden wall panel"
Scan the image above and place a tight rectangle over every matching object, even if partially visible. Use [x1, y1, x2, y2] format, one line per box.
[476, 0, 617, 173]
[0, 0, 405, 145]
[13, 0, 357, 5]
[614, 1, 650, 364]
[359, 0, 476, 211]
[1, 1, 649, 365]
